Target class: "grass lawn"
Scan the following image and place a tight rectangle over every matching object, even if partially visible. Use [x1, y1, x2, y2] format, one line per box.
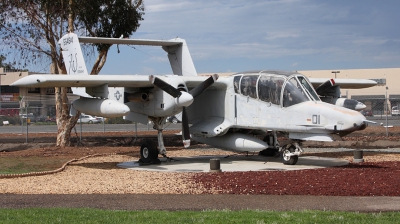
[0, 208, 399, 224]
[0, 157, 70, 174]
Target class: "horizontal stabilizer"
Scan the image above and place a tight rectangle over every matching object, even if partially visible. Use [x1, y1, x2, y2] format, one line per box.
[79, 37, 183, 46]
[79, 36, 197, 76]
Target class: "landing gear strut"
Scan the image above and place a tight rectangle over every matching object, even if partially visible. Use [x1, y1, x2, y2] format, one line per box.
[259, 131, 280, 157]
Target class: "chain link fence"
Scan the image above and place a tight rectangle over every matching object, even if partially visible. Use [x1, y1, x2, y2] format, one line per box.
[352, 96, 400, 126]
[0, 98, 136, 127]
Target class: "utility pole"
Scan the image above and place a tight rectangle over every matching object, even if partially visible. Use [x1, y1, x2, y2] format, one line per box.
[385, 86, 389, 137]
[331, 71, 340, 79]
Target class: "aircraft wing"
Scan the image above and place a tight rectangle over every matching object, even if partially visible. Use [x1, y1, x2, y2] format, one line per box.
[11, 74, 227, 89]
[11, 74, 154, 88]
[309, 78, 377, 89]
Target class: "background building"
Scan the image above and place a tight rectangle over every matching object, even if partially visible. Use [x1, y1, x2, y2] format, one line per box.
[0, 68, 77, 119]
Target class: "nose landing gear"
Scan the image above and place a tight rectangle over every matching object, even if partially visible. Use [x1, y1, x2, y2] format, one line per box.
[280, 141, 303, 165]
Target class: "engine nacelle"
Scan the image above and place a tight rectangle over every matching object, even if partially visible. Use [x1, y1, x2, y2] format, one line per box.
[193, 133, 268, 152]
[72, 98, 130, 118]
[126, 92, 153, 102]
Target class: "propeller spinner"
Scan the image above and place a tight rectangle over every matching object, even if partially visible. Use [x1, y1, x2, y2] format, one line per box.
[149, 74, 219, 147]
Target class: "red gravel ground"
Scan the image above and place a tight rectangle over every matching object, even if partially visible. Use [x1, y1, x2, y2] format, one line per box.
[192, 161, 400, 196]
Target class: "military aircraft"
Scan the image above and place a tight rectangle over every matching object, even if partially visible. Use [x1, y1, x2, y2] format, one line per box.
[12, 33, 376, 165]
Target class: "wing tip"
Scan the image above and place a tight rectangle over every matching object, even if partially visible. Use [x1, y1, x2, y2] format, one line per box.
[149, 75, 155, 83]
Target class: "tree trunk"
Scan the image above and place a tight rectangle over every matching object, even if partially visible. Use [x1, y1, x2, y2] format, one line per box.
[90, 49, 108, 74]
[54, 0, 80, 147]
[55, 86, 79, 147]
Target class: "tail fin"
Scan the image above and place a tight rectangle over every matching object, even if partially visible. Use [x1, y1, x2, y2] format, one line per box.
[59, 33, 90, 97]
[59, 33, 89, 75]
[162, 38, 197, 76]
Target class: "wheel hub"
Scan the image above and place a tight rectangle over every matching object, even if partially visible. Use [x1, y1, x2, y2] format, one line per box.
[282, 149, 291, 161]
[142, 147, 149, 158]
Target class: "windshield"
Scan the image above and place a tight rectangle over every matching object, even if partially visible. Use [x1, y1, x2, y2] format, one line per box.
[282, 77, 309, 107]
[297, 76, 320, 101]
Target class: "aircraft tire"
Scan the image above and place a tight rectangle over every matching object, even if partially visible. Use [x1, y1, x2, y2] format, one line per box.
[139, 142, 159, 164]
[281, 146, 298, 165]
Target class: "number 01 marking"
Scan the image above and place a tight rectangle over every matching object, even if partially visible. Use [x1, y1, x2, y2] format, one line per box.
[312, 115, 320, 124]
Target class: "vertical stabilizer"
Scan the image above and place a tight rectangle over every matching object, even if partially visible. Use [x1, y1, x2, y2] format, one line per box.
[58, 33, 90, 97]
[58, 33, 89, 75]
[163, 38, 197, 76]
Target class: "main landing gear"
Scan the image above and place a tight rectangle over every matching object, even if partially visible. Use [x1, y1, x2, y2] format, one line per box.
[138, 117, 166, 164]
[139, 142, 160, 164]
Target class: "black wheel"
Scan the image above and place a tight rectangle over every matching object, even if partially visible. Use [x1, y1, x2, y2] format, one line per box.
[88, 120, 93, 124]
[281, 145, 298, 165]
[172, 118, 178, 124]
[139, 142, 159, 164]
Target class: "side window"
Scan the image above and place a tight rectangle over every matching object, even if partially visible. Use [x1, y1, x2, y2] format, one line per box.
[269, 77, 285, 105]
[259, 75, 283, 104]
[258, 75, 272, 102]
[240, 75, 258, 98]
[233, 75, 241, 94]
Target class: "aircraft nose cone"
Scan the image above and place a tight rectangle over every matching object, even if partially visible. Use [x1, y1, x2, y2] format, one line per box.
[344, 111, 366, 131]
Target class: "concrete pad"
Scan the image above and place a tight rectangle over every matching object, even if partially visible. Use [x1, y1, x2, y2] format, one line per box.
[117, 155, 349, 172]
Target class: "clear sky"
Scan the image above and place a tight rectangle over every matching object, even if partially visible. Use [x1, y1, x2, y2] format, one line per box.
[97, 0, 400, 75]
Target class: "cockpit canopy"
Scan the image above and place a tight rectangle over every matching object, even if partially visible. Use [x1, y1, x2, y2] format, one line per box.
[233, 72, 320, 107]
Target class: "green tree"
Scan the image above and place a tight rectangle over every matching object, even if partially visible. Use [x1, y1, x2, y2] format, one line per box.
[0, 0, 144, 146]
[0, 55, 14, 70]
